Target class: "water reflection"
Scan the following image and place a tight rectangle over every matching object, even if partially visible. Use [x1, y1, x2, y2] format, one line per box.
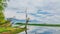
[19, 26, 60, 34]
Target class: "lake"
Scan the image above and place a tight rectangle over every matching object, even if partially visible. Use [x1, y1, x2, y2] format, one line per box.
[18, 26, 60, 34]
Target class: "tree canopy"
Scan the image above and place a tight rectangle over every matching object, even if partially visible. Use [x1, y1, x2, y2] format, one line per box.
[0, 0, 7, 23]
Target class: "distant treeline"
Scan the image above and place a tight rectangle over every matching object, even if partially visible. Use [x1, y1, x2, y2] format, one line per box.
[16, 23, 60, 27]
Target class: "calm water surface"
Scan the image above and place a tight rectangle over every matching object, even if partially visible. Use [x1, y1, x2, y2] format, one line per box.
[18, 26, 60, 34]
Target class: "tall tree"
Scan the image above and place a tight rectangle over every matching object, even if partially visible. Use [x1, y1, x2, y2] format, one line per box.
[0, 0, 7, 23]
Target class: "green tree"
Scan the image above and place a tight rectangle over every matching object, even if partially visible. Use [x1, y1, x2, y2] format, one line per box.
[0, 0, 7, 23]
[0, 0, 25, 34]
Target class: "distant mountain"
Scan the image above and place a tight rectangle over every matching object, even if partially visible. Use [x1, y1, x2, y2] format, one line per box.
[7, 18, 40, 24]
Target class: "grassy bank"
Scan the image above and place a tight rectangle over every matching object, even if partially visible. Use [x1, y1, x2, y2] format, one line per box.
[0, 27, 25, 34]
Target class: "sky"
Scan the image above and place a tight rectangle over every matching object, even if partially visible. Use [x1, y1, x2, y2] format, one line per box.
[4, 0, 60, 24]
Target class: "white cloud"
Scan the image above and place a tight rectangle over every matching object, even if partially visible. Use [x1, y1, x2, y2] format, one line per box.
[4, 0, 60, 24]
[5, 9, 16, 18]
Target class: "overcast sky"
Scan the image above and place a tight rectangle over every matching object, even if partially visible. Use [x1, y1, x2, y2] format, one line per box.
[5, 0, 60, 24]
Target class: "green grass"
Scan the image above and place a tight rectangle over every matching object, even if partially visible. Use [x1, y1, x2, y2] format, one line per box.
[0, 27, 9, 33]
[0, 27, 25, 34]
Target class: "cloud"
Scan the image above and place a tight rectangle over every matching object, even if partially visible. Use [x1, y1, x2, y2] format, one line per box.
[5, 0, 60, 24]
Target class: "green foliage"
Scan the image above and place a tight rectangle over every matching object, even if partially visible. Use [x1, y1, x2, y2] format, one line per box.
[0, 6, 3, 11]
[0, 0, 6, 24]
[0, 27, 9, 33]
[0, 0, 2, 3]
[0, 0, 25, 34]
[0, 27, 25, 34]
